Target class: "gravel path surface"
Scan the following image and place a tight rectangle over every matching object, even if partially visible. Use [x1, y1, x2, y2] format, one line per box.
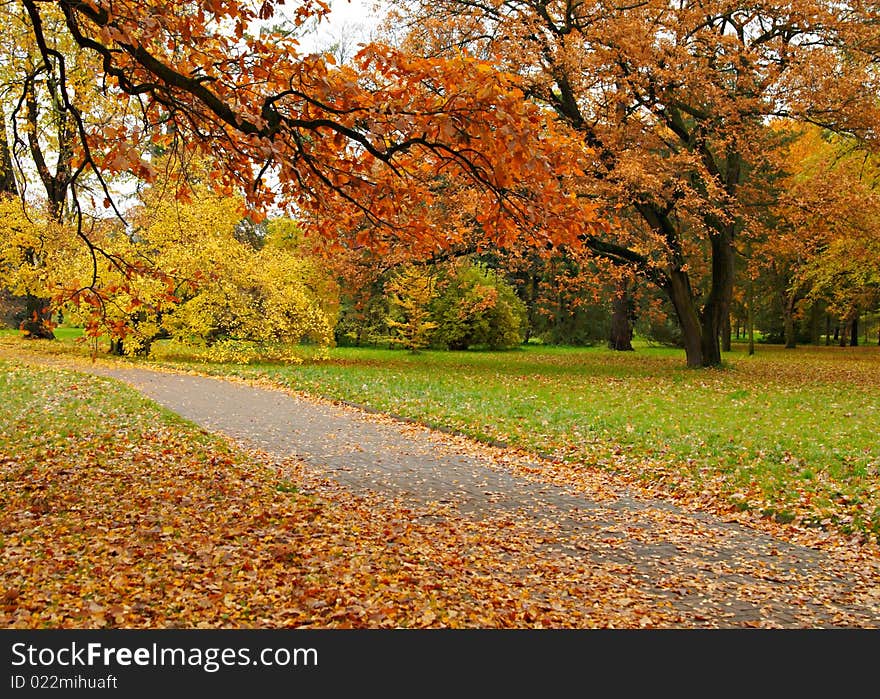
[52, 362, 875, 628]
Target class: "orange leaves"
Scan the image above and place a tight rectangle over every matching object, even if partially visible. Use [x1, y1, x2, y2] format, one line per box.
[38, 1, 606, 256]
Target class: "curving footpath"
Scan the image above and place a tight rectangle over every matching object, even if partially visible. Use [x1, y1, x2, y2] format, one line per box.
[10, 350, 878, 628]
[57, 362, 878, 629]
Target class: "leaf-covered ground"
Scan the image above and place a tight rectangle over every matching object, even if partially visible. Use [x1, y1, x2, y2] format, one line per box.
[0, 359, 681, 628]
[141, 342, 880, 542]
[2, 354, 880, 628]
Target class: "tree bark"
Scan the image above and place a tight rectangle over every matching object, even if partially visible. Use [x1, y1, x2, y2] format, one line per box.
[20, 294, 55, 339]
[780, 286, 798, 349]
[782, 301, 796, 349]
[0, 105, 16, 196]
[608, 279, 634, 351]
[747, 278, 755, 356]
[666, 270, 703, 367]
[698, 230, 735, 366]
[809, 304, 822, 345]
[721, 310, 731, 352]
[850, 315, 859, 347]
[12, 72, 76, 341]
[18, 248, 55, 339]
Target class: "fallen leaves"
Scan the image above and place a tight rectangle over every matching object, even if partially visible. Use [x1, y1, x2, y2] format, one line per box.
[0, 359, 672, 628]
[2, 350, 880, 629]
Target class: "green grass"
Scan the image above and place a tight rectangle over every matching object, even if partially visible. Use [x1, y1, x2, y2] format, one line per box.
[159, 341, 880, 537]
[4, 330, 880, 539]
[0, 356, 214, 455]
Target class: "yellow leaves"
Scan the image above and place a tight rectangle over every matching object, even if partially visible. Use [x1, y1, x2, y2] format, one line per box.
[385, 265, 439, 351]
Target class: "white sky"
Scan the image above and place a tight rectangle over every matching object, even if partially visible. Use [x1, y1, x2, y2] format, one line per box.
[279, 0, 385, 56]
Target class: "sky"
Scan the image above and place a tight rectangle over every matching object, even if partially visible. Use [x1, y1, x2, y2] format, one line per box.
[278, 0, 385, 56]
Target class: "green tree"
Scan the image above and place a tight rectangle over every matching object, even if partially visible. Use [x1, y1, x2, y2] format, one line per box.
[432, 262, 527, 350]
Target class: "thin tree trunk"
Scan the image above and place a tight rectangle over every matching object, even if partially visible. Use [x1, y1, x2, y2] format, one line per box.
[783, 306, 796, 348]
[810, 304, 822, 345]
[780, 287, 797, 349]
[850, 315, 859, 347]
[721, 310, 731, 352]
[747, 275, 755, 356]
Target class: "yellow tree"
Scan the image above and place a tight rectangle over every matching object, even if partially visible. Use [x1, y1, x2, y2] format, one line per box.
[11, 0, 605, 344]
[63, 176, 338, 356]
[774, 127, 880, 344]
[385, 264, 438, 351]
[0, 1, 134, 337]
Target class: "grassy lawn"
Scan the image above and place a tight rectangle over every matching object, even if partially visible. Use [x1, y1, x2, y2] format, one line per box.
[3, 329, 879, 540]
[0, 358, 689, 628]
[174, 342, 880, 539]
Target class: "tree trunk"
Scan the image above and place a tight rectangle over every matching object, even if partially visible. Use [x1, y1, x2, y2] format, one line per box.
[666, 270, 703, 367]
[721, 311, 731, 352]
[747, 284, 755, 357]
[825, 314, 831, 346]
[608, 280, 634, 351]
[809, 304, 822, 345]
[783, 314, 795, 348]
[782, 306, 796, 348]
[780, 288, 797, 349]
[850, 316, 859, 347]
[0, 105, 16, 196]
[839, 322, 847, 347]
[632, 193, 735, 368]
[20, 293, 56, 339]
[698, 230, 735, 367]
[16, 71, 74, 341]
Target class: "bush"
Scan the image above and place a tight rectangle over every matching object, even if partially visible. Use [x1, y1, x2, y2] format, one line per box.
[431, 263, 527, 350]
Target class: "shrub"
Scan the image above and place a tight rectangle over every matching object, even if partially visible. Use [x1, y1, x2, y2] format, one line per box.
[431, 263, 527, 350]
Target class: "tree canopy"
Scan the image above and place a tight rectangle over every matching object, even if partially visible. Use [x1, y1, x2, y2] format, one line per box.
[2, 0, 879, 364]
[399, 0, 880, 364]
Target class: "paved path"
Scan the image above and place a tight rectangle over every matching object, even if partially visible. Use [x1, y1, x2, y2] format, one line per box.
[40, 362, 880, 626]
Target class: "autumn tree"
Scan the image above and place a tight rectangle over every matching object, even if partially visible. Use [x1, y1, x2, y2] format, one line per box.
[397, 0, 880, 366]
[770, 126, 880, 347]
[9, 0, 604, 343]
[384, 264, 438, 351]
[0, 1, 135, 338]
